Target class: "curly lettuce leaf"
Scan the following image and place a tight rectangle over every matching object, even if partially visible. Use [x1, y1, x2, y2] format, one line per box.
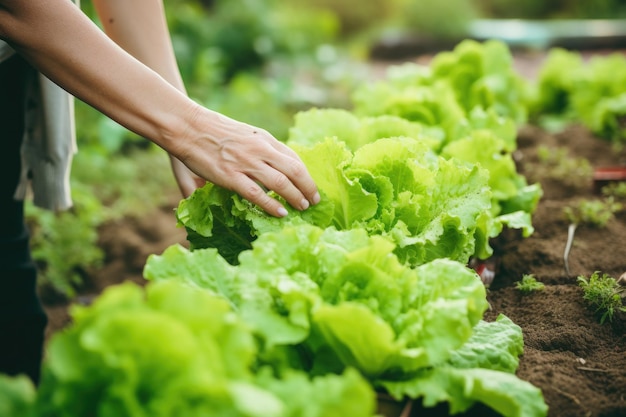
[255, 367, 376, 417]
[144, 244, 314, 348]
[306, 259, 487, 378]
[382, 366, 547, 417]
[527, 47, 583, 118]
[430, 39, 529, 125]
[287, 107, 442, 151]
[297, 137, 494, 266]
[175, 185, 256, 264]
[380, 315, 547, 417]
[145, 224, 545, 416]
[447, 315, 524, 373]
[441, 129, 541, 216]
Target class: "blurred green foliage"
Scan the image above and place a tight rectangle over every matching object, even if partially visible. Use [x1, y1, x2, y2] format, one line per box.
[26, 186, 106, 299]
[474, 0, 626, 19]
[394, 0, 478, 38]
[27, 148, 177, 298]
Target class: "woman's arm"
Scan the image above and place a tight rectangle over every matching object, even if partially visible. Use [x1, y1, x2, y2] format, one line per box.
[92, 0, 184, 92]
[0, 0, 319, 216]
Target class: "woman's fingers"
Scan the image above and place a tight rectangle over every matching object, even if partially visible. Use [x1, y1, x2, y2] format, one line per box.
[230, 174, 291, 217]
[175, 110, 319, 217]
[269, 139, 321, 205]
[226, 150, 319, 217]
[263, 153, 320, 211]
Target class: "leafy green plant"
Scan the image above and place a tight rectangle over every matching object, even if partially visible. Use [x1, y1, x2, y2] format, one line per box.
[562, 197, 623, 275]
[287, 106, 541, 225]
[515, 274, 545, 294]
[563, 197, 622, 227]
[428, 39, 530, 125]
[352, 39, 530, 129]
[345, 40, 542, 226]
[602, 181, 626, 199]
[34, 280, 375, 417]
[25, 186, 107, 298]
[144, 224, 548, 416]
[530, 48, 626, 143]
[577, 271, 626, 324]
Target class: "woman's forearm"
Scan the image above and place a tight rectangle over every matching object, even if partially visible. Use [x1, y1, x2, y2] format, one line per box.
[91, 0, 186, 93]
[90, 0, 203, 196]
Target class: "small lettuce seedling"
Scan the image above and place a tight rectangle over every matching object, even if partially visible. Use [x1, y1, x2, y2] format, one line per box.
[601, 182, 626, 199]
[562, 197, 623, 276]
[577, 271, 626, 324]
[532, 145, 593, 188]
[563, 197, 622, 228]
[515, 274, 545, 294]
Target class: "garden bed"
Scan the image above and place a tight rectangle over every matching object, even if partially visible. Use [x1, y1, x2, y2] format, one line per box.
[40, 53, 626, 417]
[41, 122, 625, 417]
[482, 123, 626, 417]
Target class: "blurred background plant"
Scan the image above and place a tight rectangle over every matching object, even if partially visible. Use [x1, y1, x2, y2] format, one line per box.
[474, 0, 626, 19]
[31, 0, 626, 299]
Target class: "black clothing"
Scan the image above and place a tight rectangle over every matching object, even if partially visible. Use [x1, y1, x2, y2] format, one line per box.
[0, 54, 48, 385]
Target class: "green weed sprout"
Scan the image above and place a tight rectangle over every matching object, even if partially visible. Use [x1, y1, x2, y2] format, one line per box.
[577, 271, 626, 324]
[563, 197, 623, 228]
[535, 145, 593, 188]
[562, 197, 623, 276]
[601, 182, 626, 199]
[515, 274, 545, 294]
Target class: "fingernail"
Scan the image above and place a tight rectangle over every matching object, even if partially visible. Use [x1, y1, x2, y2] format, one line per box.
[311, 192, 321, 205]
[301, 198, 310, 210]
[277, 207, 289, 217]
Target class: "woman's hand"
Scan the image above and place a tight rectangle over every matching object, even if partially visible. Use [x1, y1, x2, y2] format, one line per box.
[170, 107, 320, 217]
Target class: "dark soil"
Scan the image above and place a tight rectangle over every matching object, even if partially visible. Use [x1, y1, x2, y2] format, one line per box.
[41, 52, 626, 417]
[484, 123, 626, 417]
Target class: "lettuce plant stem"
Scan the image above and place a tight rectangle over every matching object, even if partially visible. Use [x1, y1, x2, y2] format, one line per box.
[400, 400, 414, 417]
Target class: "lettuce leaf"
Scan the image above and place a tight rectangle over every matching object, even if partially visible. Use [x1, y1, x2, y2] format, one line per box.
[381, 366, 547, 417]
[380, 316, 548, 417]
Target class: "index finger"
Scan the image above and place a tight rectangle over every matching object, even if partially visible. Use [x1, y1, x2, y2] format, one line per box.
[268, 142, 320, 207]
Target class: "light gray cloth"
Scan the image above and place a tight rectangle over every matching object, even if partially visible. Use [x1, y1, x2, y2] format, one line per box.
[0, 40, 77, 212]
